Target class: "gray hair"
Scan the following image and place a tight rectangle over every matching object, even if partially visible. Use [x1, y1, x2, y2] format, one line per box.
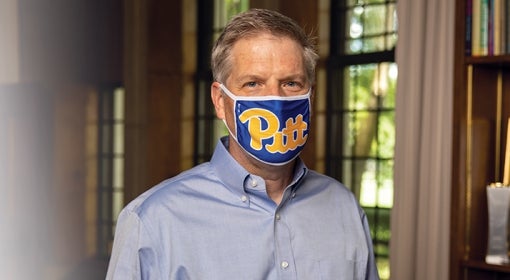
[211, 9, 319, 84]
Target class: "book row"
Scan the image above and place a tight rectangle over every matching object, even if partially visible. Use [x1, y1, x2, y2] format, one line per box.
[466, 0, 510, 56]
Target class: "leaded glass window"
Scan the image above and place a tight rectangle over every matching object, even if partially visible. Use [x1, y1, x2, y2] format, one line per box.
[194, 0, 249, 164]
[328, 1, 397, 279]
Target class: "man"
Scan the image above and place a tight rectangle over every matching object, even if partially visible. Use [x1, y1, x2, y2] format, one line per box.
[106, 8, 379, 279]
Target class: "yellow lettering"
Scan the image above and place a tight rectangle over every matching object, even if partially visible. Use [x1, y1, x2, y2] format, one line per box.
[239, 109, 308, 154]
[266, 114, 308, 153]
[239, 109, 279, 150]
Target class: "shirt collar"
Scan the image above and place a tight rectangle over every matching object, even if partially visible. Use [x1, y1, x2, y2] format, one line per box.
[290, 158, 308, 190]
[211, 137, 251, 197]
[211, 136, 309, 197]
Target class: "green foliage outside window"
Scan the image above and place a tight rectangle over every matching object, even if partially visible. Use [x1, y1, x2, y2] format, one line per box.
[336, 1, 398, 279]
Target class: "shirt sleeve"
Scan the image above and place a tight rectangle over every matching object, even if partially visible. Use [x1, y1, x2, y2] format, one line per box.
[360, 208, 381, 280]
[105, 209, 143, 280]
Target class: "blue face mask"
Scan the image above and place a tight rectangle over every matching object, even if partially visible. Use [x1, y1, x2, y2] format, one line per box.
[220, 84, 311, 166]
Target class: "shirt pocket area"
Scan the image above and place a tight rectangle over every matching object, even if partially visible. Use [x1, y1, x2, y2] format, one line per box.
[317, 258, 366, 280]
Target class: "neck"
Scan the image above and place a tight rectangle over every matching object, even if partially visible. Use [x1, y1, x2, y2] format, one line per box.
[228, 136, 295, 204]
[253, 162, 294, 204]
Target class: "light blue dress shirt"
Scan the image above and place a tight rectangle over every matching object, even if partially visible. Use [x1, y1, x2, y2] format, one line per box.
[106, 137, 379, 279]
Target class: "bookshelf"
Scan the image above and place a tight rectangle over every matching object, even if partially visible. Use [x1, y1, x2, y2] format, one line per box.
[451, 0, 510, 279]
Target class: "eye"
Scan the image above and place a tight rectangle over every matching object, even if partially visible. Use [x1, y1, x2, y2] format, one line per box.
[284, 81, 299, 87]
[244, 81, 258, 88]
[282, 81, 304, 91]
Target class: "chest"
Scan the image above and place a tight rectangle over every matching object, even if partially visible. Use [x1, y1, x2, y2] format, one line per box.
[150, 197, 368, 280]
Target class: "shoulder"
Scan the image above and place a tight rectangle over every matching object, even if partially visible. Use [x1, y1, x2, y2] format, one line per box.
[122, 162, 218, 217]
[304, 170, 353, 193]
[300, 169, 360, 206]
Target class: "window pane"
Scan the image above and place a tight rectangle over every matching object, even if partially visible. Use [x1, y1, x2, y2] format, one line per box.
[341, 158, 367, 195]
[196, 1, 249, 164]
[345, 64, 377, 110]
[377, 111, 395, 159]
[113, 124, 124, 154]
[364, 206, 391, 263]
[329, 1, 397, 277]
[382, 63, 398, 108]
[358, 159, 394, 207]
[376, 159, 394, 207]
[344, 63, 397, 110]
[112, 190, 124, 222]
[363, 5, 387, 36]
[98, 86, 125, 257]
[348, 0, 388, 4]
[344, 1, 397, 54]
[213, 0, 250, 40]
[342, 111, 377, 158]
[113, 88, 124, 120]
[359, 159, 378, 207]
[113, 157, 124, 188]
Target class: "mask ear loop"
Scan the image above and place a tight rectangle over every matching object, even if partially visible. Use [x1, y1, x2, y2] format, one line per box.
[222, 119, 237, 141]
[219, 84, 239, 101]
[219, 84, 239, 143]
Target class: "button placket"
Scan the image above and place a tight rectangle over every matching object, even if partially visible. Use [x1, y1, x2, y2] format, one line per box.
[274, 207, 296, 278]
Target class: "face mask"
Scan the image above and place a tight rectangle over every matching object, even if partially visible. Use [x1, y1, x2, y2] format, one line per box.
[220, 84, 311, 166]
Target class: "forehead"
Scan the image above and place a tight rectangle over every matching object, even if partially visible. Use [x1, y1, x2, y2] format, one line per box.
[231, 32, 302, 54]
[229, 33, 305, 72]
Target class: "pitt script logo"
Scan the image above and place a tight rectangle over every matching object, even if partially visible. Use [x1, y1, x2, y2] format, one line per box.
[239, 108, 308, 153]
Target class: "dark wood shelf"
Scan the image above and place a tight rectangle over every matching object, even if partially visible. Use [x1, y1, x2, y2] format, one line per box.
[462, 260, 510, 274]
[450, 1, 510, 279]
[465, 55, 510, 66]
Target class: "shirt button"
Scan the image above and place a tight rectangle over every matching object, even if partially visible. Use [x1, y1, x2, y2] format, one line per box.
[241, 195, 248, 202]
[291, 193, 296, 198]
[251, 179, 258, 187]
[275, 214, 281, 220]
[281, 261, 289, 269]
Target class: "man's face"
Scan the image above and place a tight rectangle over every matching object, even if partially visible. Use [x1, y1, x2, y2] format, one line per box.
[226, 33, 308, 95]
[221, 33, 309, 126]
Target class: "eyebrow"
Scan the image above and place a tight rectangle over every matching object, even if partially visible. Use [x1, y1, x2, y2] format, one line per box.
[234, 74, 307, 84]
[281, 74, 307, 82]
[234, 75, 263, 83]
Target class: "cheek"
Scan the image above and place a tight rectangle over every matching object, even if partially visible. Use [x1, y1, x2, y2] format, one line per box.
[222, 99, 236, 132]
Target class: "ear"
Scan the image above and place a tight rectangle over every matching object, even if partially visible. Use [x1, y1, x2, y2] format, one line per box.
[211, 82, 225, 120]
